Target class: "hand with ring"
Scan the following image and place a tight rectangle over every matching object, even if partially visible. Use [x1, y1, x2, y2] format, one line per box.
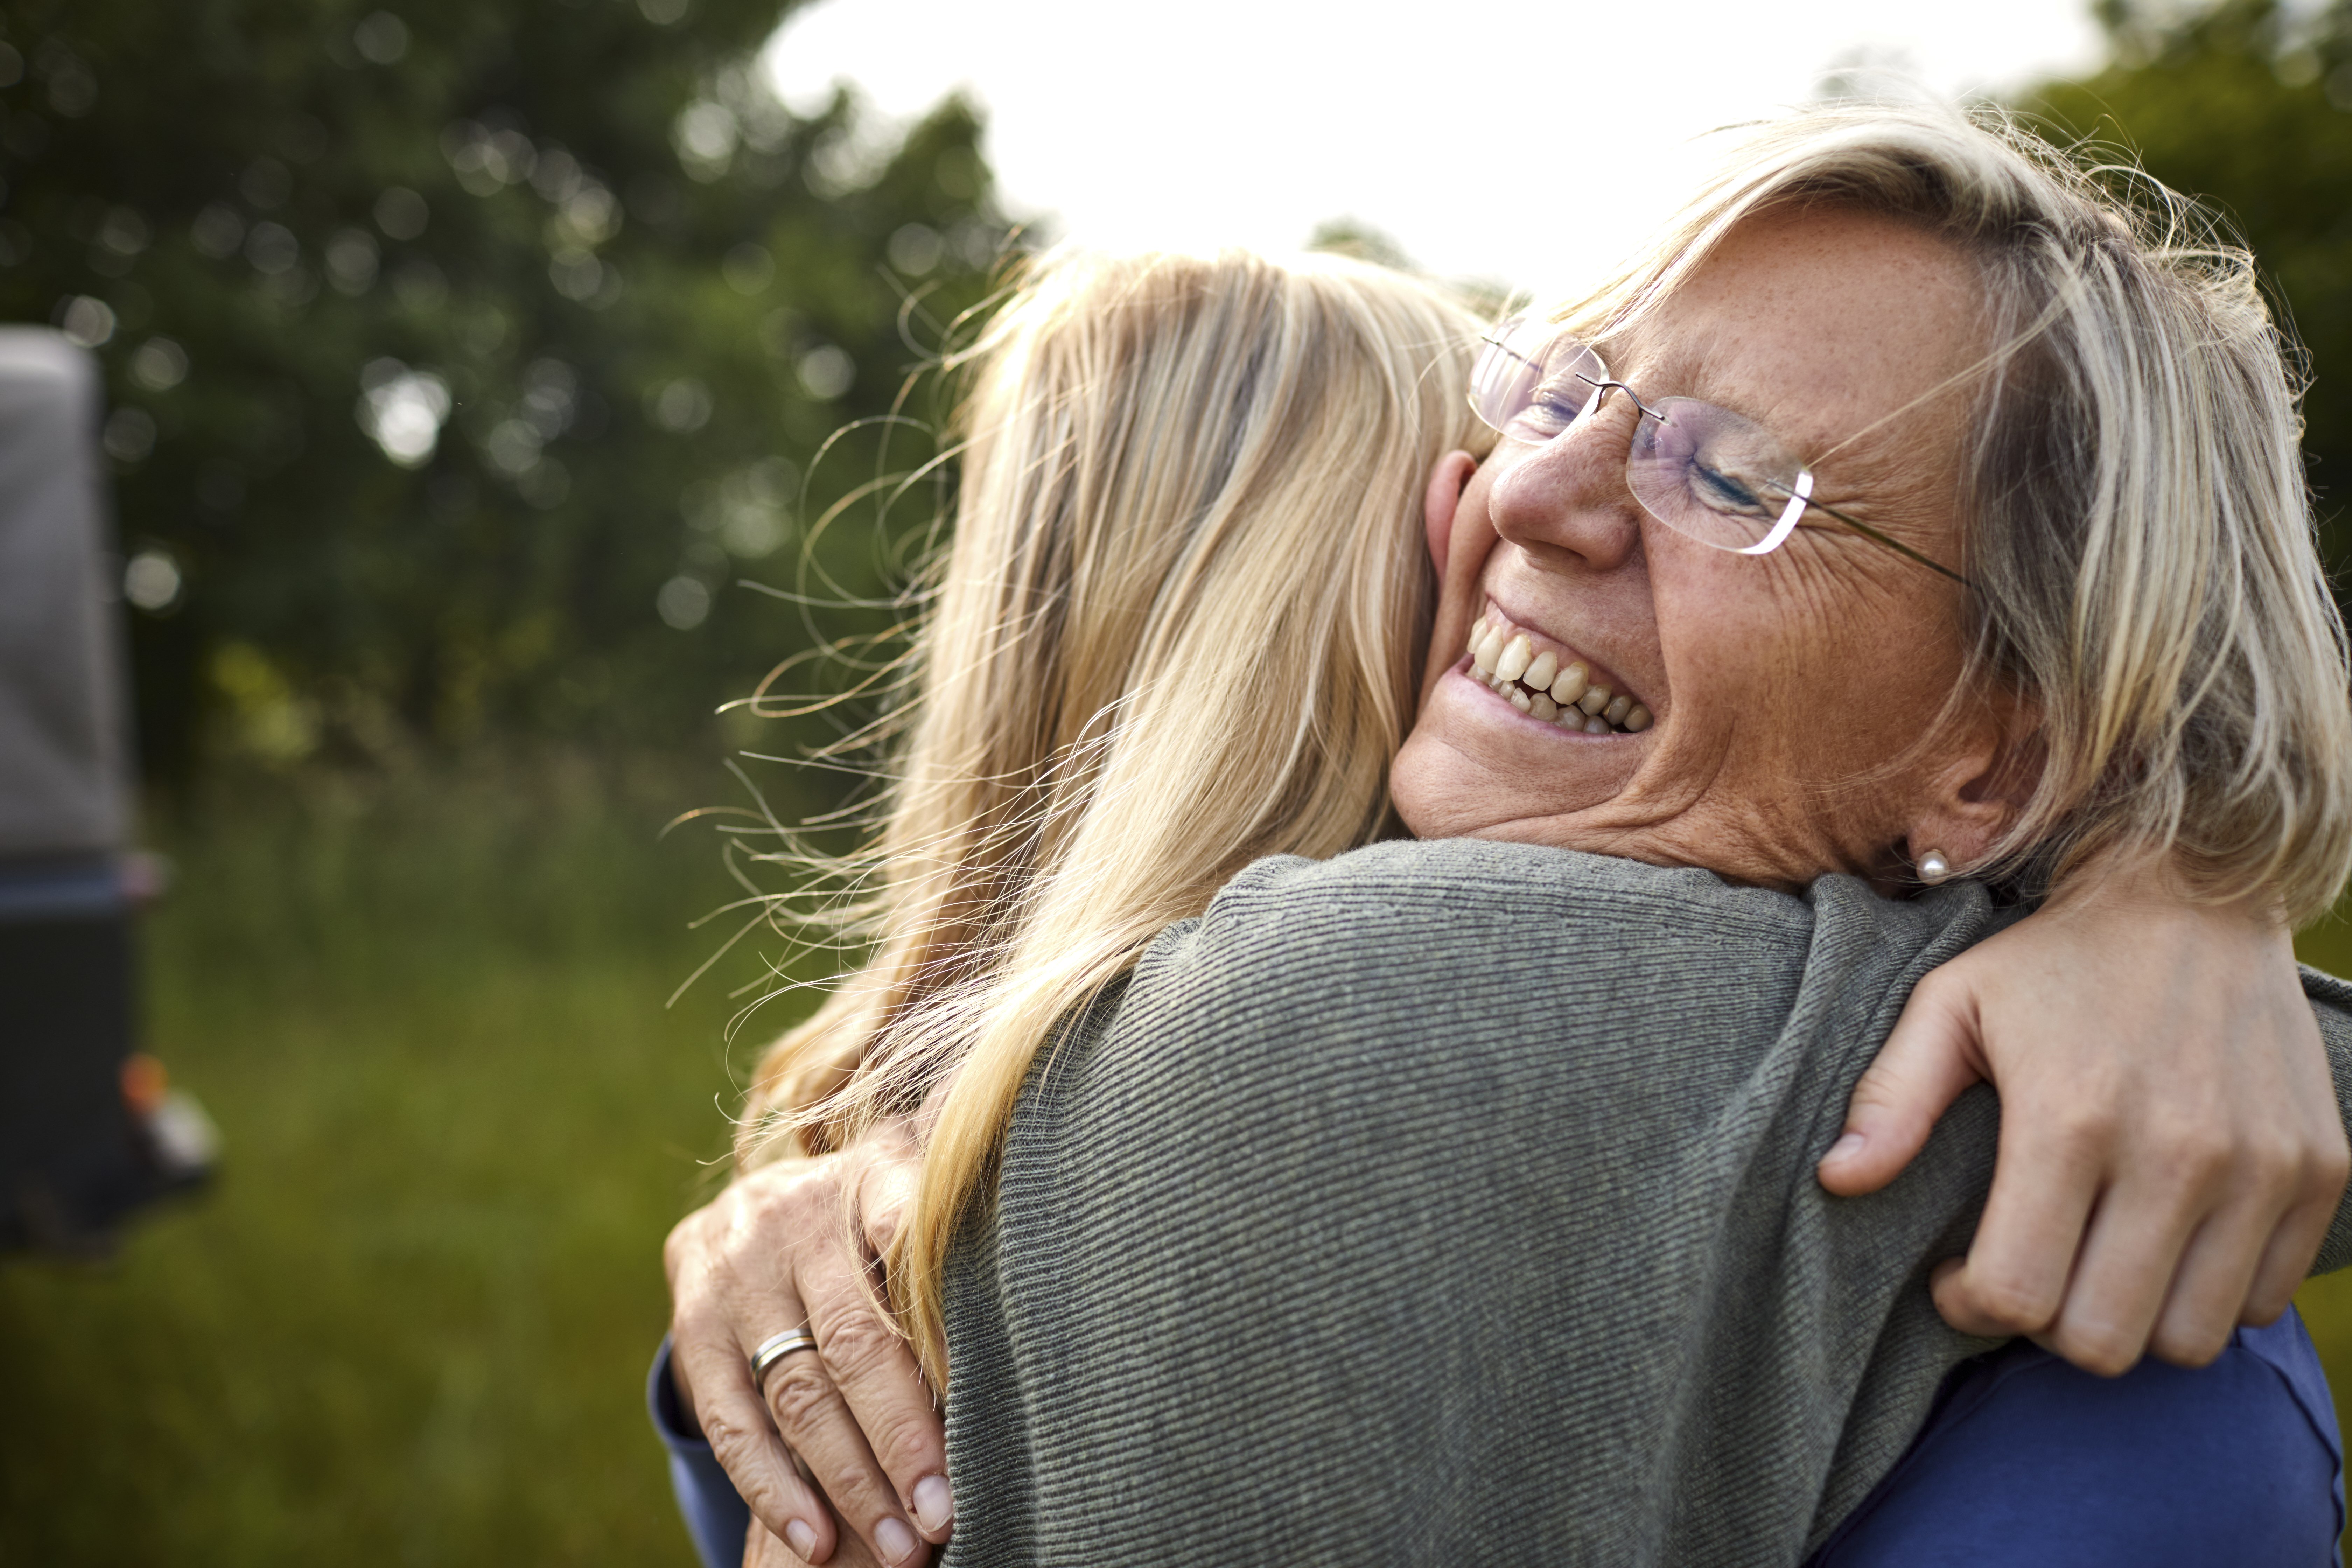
[663, 1118, 949, 1566]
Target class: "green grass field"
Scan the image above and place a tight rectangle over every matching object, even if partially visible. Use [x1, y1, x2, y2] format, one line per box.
[8, 766, 2352, 1563]
[0, 759, 779, 1566]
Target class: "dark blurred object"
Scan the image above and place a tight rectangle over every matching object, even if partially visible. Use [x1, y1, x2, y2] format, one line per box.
[0, 0, 1013, 791]
[2025, 0, 2352, 558]
[0, 328, 213, 1255]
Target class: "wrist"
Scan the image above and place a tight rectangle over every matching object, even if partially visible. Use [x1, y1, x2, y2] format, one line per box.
[2045, 840, 2286, 933]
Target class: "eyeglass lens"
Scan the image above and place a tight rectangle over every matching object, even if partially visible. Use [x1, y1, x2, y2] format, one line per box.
[1471, 318, 1813, 556]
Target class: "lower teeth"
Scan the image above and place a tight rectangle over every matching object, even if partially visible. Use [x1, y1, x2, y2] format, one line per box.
[1476, 653, 1650, 734]
[1492, 672, 1620, 731]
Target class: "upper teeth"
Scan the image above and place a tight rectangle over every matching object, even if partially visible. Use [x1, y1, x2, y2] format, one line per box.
[1466, 611, 1651, 735]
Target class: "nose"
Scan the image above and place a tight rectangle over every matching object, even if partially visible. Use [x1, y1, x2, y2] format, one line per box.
[1484, 392, 1646, 576]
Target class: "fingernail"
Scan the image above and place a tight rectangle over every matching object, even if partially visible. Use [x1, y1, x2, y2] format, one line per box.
[875, 1517, 919, 1564]
[913, 1474, 954, 1532]
[785, 1520, 818, 1560]
[1825, 1131, 1866, 1162]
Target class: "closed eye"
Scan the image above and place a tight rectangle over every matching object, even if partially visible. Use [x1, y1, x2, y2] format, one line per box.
[1511, 378, 1592, 438]
[1690, 462, 1769, 516]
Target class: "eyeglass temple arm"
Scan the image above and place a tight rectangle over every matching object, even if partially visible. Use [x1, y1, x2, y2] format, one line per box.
[1787, 489, 1983, 593]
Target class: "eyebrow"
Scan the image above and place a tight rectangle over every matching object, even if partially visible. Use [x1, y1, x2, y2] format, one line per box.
[1606, 335, 1801, 449]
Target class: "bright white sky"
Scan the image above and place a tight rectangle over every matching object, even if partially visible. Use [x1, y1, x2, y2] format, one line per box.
[762, 0, 2109, 301]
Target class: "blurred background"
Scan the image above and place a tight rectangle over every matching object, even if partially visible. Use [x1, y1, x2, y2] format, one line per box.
[2, 0, 2351, 1560]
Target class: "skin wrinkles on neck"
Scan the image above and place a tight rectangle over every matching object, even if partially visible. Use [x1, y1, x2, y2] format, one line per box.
[1390, 207, 1998, 892]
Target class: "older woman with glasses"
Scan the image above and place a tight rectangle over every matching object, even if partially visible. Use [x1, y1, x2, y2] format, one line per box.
[662, 105, 2352, 1568]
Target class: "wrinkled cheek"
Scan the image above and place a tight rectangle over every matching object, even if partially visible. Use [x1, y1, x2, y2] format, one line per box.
[1650, 585, 1786, 725]
[1654, 553, 1906, 758]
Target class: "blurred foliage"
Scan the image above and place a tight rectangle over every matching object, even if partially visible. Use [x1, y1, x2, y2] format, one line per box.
[1305, 216, 1416, 273]
[0, 0, 1010, 785]
[2022, 0, 2352, 560]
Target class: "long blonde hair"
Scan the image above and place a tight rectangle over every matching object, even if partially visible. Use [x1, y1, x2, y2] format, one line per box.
[740, 246, 1488, 1377]
[1551, 101, 2352, 919]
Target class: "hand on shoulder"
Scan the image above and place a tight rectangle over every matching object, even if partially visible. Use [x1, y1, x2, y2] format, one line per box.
[1821, 853, 2347, 1373]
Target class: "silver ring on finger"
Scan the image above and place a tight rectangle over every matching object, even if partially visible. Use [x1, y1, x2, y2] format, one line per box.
[750, 1328, 821, 1393]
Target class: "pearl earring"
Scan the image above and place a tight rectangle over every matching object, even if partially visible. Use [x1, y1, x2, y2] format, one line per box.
[1917, 849, 1953, 885]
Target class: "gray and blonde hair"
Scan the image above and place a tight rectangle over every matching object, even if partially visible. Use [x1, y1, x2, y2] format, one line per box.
[1558, 100, 2352, 920]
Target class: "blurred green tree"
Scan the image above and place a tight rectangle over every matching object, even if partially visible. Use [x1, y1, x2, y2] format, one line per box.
[2022, 0, 2352, 563]
[0, 0, 1009, 783]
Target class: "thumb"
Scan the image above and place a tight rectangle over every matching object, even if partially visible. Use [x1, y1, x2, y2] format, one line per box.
[1819, 976, 1986, 1197]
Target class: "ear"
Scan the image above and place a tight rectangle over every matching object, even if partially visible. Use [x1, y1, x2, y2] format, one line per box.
[1902, 695, 2043, 879]
[1424, 450, 1478, 577]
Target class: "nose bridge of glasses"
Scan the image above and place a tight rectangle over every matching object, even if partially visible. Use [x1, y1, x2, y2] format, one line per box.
[1554, 373, 1658, 468]
[1576, 372, 1670, 427]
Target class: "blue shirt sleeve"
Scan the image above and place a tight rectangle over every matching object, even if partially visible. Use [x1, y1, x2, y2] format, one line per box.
[1811, 1307, 2344, 1568]
[649, 1336, 751, 1568]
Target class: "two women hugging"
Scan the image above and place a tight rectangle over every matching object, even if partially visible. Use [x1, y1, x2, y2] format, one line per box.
[656, 101, 2352, 1567]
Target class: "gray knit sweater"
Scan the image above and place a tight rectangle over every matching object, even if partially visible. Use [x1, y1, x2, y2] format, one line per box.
[939, 838, 2352, 1567]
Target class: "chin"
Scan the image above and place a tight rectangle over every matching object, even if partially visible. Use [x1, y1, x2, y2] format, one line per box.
[1392, 669, 1640, 841]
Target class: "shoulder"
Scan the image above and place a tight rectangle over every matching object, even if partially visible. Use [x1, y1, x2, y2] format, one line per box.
[1199, 836, 1999, 957]
[1161, 838, 1820, 1015]
[1037, 841, 2002, 1168]
[2305, 963, 2352, 1037]
[1813, 1310, 2344, 1567]
[1104, 840, 1807, 1090]
[1205, 836, 1812, 937]
[1125, 839, 2004, 1059]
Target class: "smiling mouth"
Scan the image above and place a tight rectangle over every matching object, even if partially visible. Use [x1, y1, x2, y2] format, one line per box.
[1465, 608, 1652, 735]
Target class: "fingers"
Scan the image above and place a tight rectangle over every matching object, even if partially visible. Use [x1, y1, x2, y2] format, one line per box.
[2242, 1187, 2336, 1326]
[2240, 1023, 2350, 1325]
[1930, 1107, 2106, 1348]
[2143, 1204, 2282, 1366]
[684, 1342, 839, 1563]
[800, 1264, 952, 1542]
[663, 1132, 944, 1564]
[1938, 1116, 2320, 1374]
[2145, 1103, 2343, 1359]
[746, 1521, 807, 1568]
[1819, 974, 1986, 1198]
[2035, 1173, 2217, 1375]
[763, 1345, 931, 1567]
[840, 1160, 952, 1539]
[1911, 881, 2344, 1378]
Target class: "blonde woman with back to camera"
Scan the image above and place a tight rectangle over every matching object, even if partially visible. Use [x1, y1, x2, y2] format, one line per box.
[656, 114, 2352, 1568]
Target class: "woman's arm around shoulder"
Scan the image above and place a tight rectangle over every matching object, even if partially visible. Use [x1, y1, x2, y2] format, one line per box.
[1820, 850, 2351, 1374]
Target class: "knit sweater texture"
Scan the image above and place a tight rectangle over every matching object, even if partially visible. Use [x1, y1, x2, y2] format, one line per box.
[939, 838, 2352, 1567]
